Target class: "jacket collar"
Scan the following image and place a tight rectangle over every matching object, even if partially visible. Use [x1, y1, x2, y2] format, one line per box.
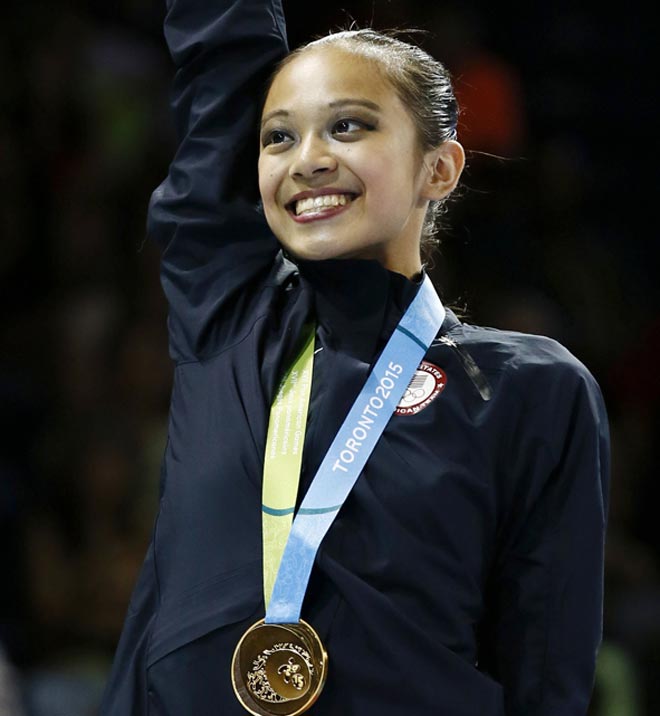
[296, 258, 452, 363]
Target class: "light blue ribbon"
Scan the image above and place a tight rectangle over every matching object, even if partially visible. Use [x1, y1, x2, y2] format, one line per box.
[265, 275, 445, 623]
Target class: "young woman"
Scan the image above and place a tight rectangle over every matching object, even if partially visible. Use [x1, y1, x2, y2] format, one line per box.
[101, 1, 609, 714]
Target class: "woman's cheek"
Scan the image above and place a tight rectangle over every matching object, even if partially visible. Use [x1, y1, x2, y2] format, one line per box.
[257, 157, 275, 198]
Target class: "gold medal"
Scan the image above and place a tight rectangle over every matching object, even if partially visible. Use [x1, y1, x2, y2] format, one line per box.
[233, 329, 327, 714]
[231, 619, 328, 715]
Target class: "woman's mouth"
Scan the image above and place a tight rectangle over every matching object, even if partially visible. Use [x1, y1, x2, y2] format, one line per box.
[286, 193, 358, 223]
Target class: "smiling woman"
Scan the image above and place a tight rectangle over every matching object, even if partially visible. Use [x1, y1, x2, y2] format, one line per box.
[100, 2, 609, 716]
[258, 36, 464, 275]
[258, 46, 464, 276]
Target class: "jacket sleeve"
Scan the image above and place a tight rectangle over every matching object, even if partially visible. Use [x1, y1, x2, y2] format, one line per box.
[149, 0, 288, 362]
[99, 543, 158, 715]
[479, 351, 610, 716]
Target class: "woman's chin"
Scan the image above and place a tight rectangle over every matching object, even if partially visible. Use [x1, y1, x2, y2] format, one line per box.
[279, 239, 354, 263]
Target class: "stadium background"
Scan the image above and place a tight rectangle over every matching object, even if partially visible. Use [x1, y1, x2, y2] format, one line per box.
[1, 1, 657, 714]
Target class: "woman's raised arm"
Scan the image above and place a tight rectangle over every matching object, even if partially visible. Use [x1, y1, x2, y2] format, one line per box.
[149, 0, 288, 361]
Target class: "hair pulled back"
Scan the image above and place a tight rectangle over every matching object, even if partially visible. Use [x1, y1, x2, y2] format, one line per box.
[271, 29, 460, 255]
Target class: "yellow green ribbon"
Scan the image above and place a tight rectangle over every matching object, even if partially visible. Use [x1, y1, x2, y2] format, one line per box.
[262, 325, 315, 607]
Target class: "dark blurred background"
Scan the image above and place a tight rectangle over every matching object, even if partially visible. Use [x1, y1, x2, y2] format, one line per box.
[1, 1, 657, 714]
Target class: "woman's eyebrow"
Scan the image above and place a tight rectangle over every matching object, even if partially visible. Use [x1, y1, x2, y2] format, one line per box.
[328, 98, 381, 112]
[261, 99, 381, 128]
[261, 109, 289, 128]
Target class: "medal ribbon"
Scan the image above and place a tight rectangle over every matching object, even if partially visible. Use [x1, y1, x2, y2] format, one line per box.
[264, 275, 445, 624]
[262, 325, 315, 607]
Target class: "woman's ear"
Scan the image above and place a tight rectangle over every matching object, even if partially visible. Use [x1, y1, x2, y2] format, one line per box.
[420, 140, 465, 202]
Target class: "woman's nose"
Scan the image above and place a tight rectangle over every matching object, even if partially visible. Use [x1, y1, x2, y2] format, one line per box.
[289, 135, 338, 180]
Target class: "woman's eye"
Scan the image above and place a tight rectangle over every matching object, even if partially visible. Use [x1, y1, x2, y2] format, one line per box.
[332, 119, 370, 135]
[263, 129, 292, 146]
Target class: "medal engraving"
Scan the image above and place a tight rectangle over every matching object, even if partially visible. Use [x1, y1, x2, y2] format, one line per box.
[232, 620, 328, 716]
[248, 642, 313, 702]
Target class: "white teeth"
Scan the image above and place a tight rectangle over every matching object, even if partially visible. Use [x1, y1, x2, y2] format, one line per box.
[294, 194, 350, 215]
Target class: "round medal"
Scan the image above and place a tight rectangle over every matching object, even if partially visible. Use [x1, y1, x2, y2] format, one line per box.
[231, 619, 328, 716]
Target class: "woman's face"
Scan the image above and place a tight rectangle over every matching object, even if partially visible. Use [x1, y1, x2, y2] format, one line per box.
[258, 47, 433, 277]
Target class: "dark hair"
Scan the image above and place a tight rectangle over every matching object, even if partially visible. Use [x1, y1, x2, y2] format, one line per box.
[271, 29, 461, 257]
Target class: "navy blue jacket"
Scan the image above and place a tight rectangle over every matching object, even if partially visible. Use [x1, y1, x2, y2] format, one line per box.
[100, 1, 610, 714]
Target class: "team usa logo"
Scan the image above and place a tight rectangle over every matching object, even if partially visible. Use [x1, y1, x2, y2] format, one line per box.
[395, 361, 447, 416]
